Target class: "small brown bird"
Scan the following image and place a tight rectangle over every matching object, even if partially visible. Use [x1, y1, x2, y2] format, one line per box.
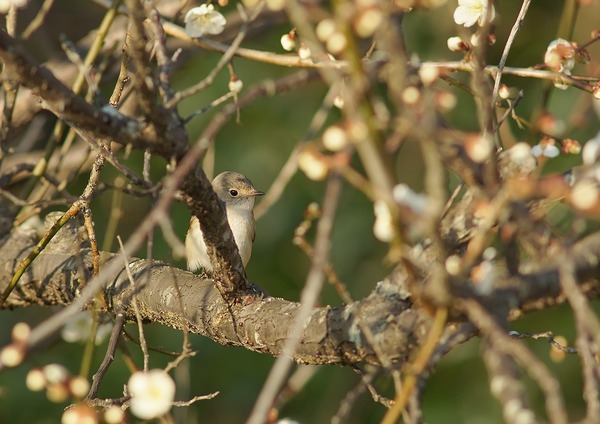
[185, 171, 264, 272]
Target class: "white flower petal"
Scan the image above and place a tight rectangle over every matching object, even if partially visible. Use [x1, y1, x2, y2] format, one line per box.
[454, 6, 479, 27]
[582, 131, 600, 165]
[531, 144, 543, 158]
[0, 0, 28, 14]
[453, 0, 495, 28]
[95, 322, 113, 345]
[298, 149, 328, 181]
[543, 145, 560, 158]
[544, 38, 575, 73]
[128, 370, 175, 420]
[373, 200, 394, 242]
[61, 312, 93, 343]
[184, 5, 226, 38]
[393, 184, 429, 215]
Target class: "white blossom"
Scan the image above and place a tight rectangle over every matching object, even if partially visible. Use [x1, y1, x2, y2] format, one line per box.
[26, 368, 46, 392]
[544, 38, 576, 89]
[43, 364, 69, 384]
[326, 32, 347, 55]
[11, 322, 31, 342]
[298, 44, 312, 60]
[333, 94, 344, 109]
[280, 33, 296, 51]
[453, 0, 495, 28]
[531, 139, 560, 158]
[393, 184, 429, 215]
[0, 344, 23, 367]
[571, 180, 600, 211]
[298, 149, 328, 181]
[0, 0, 27, 14]
[103, 406, 124, 424]
[61, 405, 98, 424]
[69, 376, 90, 398]
[447, 36, 468, 52]
[508, 142, 533, 162]
[128, 370, 176, 420]
[583, 131, 600, 165]
[354, 8, 383, 38]
[184, 4, 226, 38]
[322, 125, 348, 152]
[316, 19, 336, 42]
[445, 255, 462, 276]
[228, 77, 243, 93]
[373, 200, 394, 242]
[61, 311, 112, 345]
[544, 38, 575, 73]
[465, 134, 493, 163]
[470, 260, 495, 295]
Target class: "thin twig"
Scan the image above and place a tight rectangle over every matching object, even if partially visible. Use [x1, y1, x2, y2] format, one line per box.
[21, 0, 56, 39]
[117, 236, 150, 371]
[172, 392, 220, 406]
[183, 91, 236, 124]
[165, 1, 266, 108]
[558, 256, 600, 420]
[491, 0, 532, 104]
[255, 83, 339, 219]
[462, 299, 568, 424]
[508, 330, 578, 354]
[87, 314, 125, 399]
[494, 90, 524, 133]
[1, 204, 80, 305]
[247, 174, 343, 424]
[381, 307, 448, 424]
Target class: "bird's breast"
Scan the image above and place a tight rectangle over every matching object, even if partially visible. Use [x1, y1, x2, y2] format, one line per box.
[226, 209, 255, 266]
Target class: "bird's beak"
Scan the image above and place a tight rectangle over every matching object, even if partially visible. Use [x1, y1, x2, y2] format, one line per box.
[250, 190, 265, 197]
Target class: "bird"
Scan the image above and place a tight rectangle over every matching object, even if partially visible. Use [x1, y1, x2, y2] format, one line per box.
[185, 171, 264, 272]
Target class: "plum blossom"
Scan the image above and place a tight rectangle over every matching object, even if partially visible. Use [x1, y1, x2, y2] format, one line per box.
[322, 125, 348, 152]
[453, 0, 495, 28]
[373, 200, 394, 242]
[0, 0, 27, 13]
[184, 4, 226, 38]
[544, 38, 575, 73]
[465, 134, 493, 163]
[531, 138, 560, 158]
[104, 406, 124, 424]
[499, 142, 537, 177]
[298, 148, 328, 181]
[582, 131, 600, 165]
[393, 184, 429, 215]
[561, 138, 580, 155]
[544, 38, 576, 89]
[228, 76, 243, 93]
[61, 404, 97, 424]
[447, 36, 469, 53]
[128, 370, 176, 420]
[297, 44, 311, 60]
[61, 311, 112, 345]
[571, 180, 600, 211]
[470, 260, 495, 295]
[280, 32, 296, 51]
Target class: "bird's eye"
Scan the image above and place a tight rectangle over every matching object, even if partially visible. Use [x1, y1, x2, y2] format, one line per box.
[229, 189, 239, 197]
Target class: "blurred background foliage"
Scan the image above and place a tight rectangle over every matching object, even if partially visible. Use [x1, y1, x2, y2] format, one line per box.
[1, 0, 600, 422]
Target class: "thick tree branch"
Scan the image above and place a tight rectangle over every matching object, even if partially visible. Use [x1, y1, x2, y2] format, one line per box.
[1, 220, 599, 367]
[0, 28, 187, 159]
[0, 226, 426, 366]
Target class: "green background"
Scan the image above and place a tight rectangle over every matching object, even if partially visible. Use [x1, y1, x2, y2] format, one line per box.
[1, 1, 600, 422]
